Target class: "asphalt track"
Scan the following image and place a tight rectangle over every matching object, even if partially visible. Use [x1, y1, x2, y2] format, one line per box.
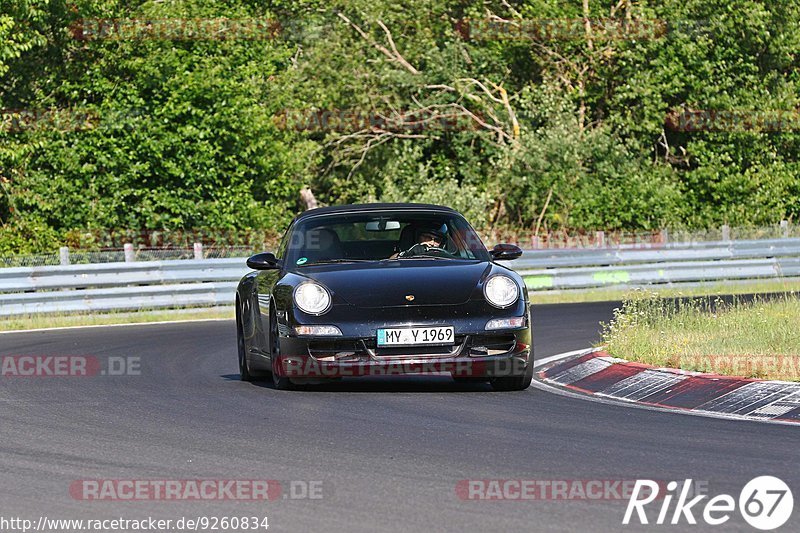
[1, 301, 798, 532]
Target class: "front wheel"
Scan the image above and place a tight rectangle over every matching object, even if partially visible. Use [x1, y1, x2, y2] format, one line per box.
[237, 315, 255, 382]
[490, 362, 534, 391]
[238, 307, 269, 382]
[270, 308, 295, 391]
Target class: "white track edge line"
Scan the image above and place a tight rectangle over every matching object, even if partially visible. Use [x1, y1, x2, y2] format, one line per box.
[533, 347, 602, 368]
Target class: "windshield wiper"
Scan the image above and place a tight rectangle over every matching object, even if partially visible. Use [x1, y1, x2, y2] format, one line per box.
[303, 259, 372, 265]
[396, 255, 458, 260]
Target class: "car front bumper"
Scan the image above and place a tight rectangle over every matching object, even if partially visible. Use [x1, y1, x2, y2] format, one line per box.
[274, 328, 532, 380]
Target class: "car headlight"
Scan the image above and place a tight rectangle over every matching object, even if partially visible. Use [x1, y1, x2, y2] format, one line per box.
[483, 275, 519, 308]
[294, 282, 332, 315]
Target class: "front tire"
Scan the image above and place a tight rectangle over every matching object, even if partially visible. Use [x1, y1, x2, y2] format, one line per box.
[269, 307, 295, 391]
[490, 361, 534, 391]
[238, 304, 269, 382]
[237, 314, 255, 382]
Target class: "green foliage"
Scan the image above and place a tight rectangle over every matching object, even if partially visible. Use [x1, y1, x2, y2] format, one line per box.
[602, 291, 800, 379]
[0, 0, 798, 253]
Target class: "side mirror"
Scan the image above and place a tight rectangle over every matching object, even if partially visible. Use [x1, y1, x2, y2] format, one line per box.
[489, 243, 523, 261]
[246, 252, 282, 270]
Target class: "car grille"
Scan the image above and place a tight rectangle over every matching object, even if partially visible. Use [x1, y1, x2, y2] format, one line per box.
[307, 334, 517, 361]
[307, 340, 367, 362]
[467, 334, 517, 357]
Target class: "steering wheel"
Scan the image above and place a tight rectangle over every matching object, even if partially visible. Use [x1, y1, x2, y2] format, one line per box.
[397, 243, 456, 259]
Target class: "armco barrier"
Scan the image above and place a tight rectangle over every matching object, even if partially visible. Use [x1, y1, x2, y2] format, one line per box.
[0, 258, 249, 316]
[0, 238, 799, 316]
[510, 238, 800, 290]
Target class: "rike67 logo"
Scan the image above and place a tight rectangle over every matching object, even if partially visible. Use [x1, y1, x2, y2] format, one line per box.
[624, 476, 793, 530]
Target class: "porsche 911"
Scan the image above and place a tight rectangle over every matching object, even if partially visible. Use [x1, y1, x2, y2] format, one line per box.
[235, 203, 532, 390]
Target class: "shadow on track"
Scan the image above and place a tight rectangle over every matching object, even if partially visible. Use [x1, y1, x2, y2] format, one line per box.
[220, 373, 535, 393]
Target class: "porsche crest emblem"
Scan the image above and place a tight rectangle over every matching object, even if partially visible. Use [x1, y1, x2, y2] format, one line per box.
[405, 294, 415, 301]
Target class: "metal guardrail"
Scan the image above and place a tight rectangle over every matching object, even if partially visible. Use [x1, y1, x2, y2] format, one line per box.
[0, 259, 249, 316]
[510, 238, 800, 290]
[0, 238, 799, 316]
[0, 245, 256, 268]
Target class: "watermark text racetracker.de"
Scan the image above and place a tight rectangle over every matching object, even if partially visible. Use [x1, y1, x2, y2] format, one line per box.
[666, 109, 800, 132]
[676, 355, 800, 381]
[453, 18, 704, 42]
[0, 355, 140, 377]
[69, 479, 326, 501]
[70, 18, 281, 41]
[272, 107, 482, 133]
[277, 357, 530, 378]
[0, 107, 145, 134]
[456, 479, 705, 501]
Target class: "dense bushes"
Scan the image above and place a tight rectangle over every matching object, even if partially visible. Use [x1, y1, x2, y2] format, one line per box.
[1, 0, 798, 253]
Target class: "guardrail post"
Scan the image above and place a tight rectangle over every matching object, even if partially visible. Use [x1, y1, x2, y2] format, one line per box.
[59, 247, 70, 266]
[781, 220, 789, 238]
[595, 231, 605, 248]
[722, 224, 731, 241]
[660, 229, 669, 245]
[123, 243, 135, 262]
[531, 236, 540, 249]
[193, 242, 203, 260]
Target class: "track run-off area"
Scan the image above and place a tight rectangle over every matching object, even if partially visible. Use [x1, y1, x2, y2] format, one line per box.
[1, 301, 797, 532]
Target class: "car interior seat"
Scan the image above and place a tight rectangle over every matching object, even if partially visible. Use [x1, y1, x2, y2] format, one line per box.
[305, 228, 344, 262]
[397, 224, 417, 253]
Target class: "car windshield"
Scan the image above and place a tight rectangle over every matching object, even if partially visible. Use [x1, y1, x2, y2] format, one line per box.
[284, 211, 490, 267]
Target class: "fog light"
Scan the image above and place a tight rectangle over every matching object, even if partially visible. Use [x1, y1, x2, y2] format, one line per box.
[470, 346, 489, 357]
[485, 317, 525, 331]
[294, 325, 342, 336]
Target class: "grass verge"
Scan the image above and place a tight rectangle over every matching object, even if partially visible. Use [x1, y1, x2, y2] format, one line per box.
[528, 278, 800, 305]
[601, 291, 800, 381]
[0, 307, 234, 332]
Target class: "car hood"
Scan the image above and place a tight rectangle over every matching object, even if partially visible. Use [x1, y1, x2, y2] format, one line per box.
[299, 260, 493, 307]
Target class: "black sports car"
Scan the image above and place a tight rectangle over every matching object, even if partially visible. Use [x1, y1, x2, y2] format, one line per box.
[235, 203, 533, 390]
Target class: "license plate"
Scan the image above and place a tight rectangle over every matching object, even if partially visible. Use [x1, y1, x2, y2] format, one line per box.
[377, 326, 454, 347]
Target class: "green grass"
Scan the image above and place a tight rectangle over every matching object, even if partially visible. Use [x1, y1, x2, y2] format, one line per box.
[527, 278, 800, 304]
[0, 307, 234, 332]
[601, 290, 800, 381]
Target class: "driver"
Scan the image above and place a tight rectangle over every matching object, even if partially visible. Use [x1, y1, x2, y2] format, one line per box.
[392, 224, 450, 258]
[415, 229, 445, 249]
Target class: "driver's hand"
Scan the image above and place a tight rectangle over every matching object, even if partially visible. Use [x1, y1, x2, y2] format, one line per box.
[398, 243, 428, 258]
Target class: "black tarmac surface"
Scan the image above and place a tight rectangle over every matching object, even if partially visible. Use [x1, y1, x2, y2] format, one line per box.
[1, 301, 797, 532]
